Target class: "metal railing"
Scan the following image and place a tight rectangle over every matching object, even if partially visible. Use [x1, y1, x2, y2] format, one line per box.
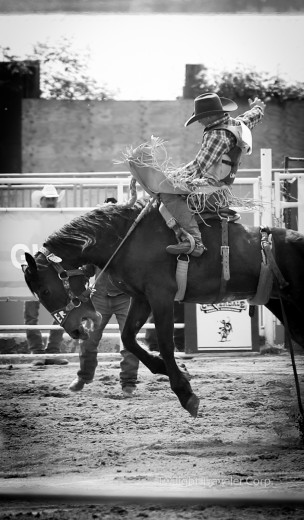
[0, 172, 132, 207]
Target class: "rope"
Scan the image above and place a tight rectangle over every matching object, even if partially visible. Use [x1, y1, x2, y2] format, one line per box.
[117, 136, 264, 212]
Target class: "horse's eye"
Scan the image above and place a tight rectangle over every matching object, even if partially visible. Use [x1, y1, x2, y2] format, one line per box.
[42, 289, 50, 297]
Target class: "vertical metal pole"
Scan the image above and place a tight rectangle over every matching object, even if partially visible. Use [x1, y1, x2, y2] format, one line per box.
[252, 178, 260, 227]
[260, 149, 273, 227]
[117, 183, 124, 203]
[298, 176, 304, 233]
[260, 149, 275, 347]
[274, 171, 282, 224]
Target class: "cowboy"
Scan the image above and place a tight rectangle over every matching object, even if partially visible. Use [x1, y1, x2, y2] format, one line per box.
[160, 92, 266, 257]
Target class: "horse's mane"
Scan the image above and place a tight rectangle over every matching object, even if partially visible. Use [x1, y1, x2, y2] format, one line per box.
[44, 199, 153, 252]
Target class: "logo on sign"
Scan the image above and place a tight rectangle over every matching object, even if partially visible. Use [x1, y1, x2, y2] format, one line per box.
[200, 301, 247, 313]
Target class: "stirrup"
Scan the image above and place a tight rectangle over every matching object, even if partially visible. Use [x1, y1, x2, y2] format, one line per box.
[179, 230, 195, 254]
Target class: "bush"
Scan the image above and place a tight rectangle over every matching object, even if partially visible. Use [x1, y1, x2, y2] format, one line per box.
[192, 64, 304, 102]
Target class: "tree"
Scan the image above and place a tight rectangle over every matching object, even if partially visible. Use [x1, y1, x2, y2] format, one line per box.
[188, 64, 304, 102]
[0, 39, 115, 100]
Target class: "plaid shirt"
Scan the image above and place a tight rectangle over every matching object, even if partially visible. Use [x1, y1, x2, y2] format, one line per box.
[182, 106, 264, 179]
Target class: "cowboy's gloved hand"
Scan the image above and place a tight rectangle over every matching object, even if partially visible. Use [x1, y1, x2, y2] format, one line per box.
[248, 97, 266, 113]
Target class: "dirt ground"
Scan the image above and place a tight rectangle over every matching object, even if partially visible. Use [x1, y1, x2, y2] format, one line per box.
[1, 351, 304, 520]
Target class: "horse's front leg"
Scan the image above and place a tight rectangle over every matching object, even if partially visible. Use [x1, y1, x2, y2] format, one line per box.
[121, 296, 169, 376]
[152, 298, 200, 418]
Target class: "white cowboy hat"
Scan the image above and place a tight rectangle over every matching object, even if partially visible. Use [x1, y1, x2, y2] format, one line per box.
[31, 185, 65, 207]
[41, 184, 59, 198]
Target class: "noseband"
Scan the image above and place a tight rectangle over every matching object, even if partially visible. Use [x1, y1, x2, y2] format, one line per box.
[39, 246, 93, 327]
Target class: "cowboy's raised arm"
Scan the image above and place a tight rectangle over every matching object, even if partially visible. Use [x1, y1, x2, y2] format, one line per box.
[236, 97, 266, 129]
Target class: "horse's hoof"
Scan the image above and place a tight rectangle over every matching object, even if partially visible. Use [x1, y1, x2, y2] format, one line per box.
[185, 394, 200, 418]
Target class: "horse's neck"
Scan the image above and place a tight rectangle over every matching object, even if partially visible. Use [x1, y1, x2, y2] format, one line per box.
[64, 229, 125, 269]
[48, 204, 145, 269]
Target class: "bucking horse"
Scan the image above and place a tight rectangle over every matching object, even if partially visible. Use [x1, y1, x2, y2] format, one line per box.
[22, 191, 304, 417]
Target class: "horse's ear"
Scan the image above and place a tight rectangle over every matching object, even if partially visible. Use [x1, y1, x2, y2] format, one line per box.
[22, 252, 38, 274]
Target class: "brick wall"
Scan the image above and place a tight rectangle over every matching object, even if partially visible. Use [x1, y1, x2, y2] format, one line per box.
[22, 99, 304, 172]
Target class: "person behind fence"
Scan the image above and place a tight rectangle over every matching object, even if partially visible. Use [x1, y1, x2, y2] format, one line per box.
[68, 198, 139, 397]
[69, 266, 139, 397]
[24, 185, 65, 354]
[160, 92, 266, 257]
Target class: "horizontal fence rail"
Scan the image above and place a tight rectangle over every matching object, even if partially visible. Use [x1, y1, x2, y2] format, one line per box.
[0, 324, 184, 331]
[0, 174, 133, 207]
[0, 490, 304, 508]
[0, 170, 261, 208]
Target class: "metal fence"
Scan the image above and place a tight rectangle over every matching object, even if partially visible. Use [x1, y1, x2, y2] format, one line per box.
[0, 172, 133, 207]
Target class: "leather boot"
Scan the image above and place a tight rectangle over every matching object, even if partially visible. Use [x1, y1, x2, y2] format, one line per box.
[122, 385, 137, 398]
[166, 241, 193, 255]
[69, 377, 92, 392]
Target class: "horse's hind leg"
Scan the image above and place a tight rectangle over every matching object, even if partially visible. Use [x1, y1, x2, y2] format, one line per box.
[121, 296, 169, 376]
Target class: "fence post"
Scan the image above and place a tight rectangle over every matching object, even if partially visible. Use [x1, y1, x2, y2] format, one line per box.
[260, 149, 275, 347]
[298, 176, 304, 233]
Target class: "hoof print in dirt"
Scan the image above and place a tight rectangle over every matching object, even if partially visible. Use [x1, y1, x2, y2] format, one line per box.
[45, 358, 69, 365]
[32, 359, 46, 366]
[32, 358, 68, 366]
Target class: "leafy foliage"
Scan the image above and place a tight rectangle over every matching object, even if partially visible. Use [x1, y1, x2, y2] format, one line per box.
[192, 64, 304, 102]
[0, 40, 115, 100]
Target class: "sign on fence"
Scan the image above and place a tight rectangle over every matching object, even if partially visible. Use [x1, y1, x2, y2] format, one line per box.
[0, 209, 85, 300]
[196, 301, 253, 350]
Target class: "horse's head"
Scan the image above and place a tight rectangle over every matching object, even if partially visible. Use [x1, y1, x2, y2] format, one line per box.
[22, 248, 102, 340]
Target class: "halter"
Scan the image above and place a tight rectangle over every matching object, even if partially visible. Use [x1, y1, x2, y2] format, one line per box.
[39, 246, 93, 327]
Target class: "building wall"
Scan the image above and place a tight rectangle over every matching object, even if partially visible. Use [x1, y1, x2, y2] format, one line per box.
[22, 99, 304, 173]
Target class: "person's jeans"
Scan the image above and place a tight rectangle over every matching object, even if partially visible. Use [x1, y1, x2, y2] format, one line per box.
[77, 293, 139, 387]
[24, 300, 64, 353]
[160, 193, 202, 243]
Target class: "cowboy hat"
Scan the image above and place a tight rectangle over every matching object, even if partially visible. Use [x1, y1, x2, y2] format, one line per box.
[31, 185, 65, 207]
[41, 184, 59, 198]
[185, 92, 238, 127]
[41, 184, 65, 203]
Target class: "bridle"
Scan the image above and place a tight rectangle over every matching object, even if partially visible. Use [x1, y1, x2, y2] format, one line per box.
[38, 246, 93, 327]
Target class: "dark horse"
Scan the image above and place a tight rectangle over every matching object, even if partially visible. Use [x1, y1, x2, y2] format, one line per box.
[22, 201, 304, 417]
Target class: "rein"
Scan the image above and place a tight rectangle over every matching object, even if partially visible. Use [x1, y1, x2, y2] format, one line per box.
[91, 196, 156, 290]
[38, 246, 92, 327]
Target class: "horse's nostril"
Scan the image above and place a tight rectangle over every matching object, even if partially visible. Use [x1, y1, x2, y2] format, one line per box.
[81, 318, 94, 334]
